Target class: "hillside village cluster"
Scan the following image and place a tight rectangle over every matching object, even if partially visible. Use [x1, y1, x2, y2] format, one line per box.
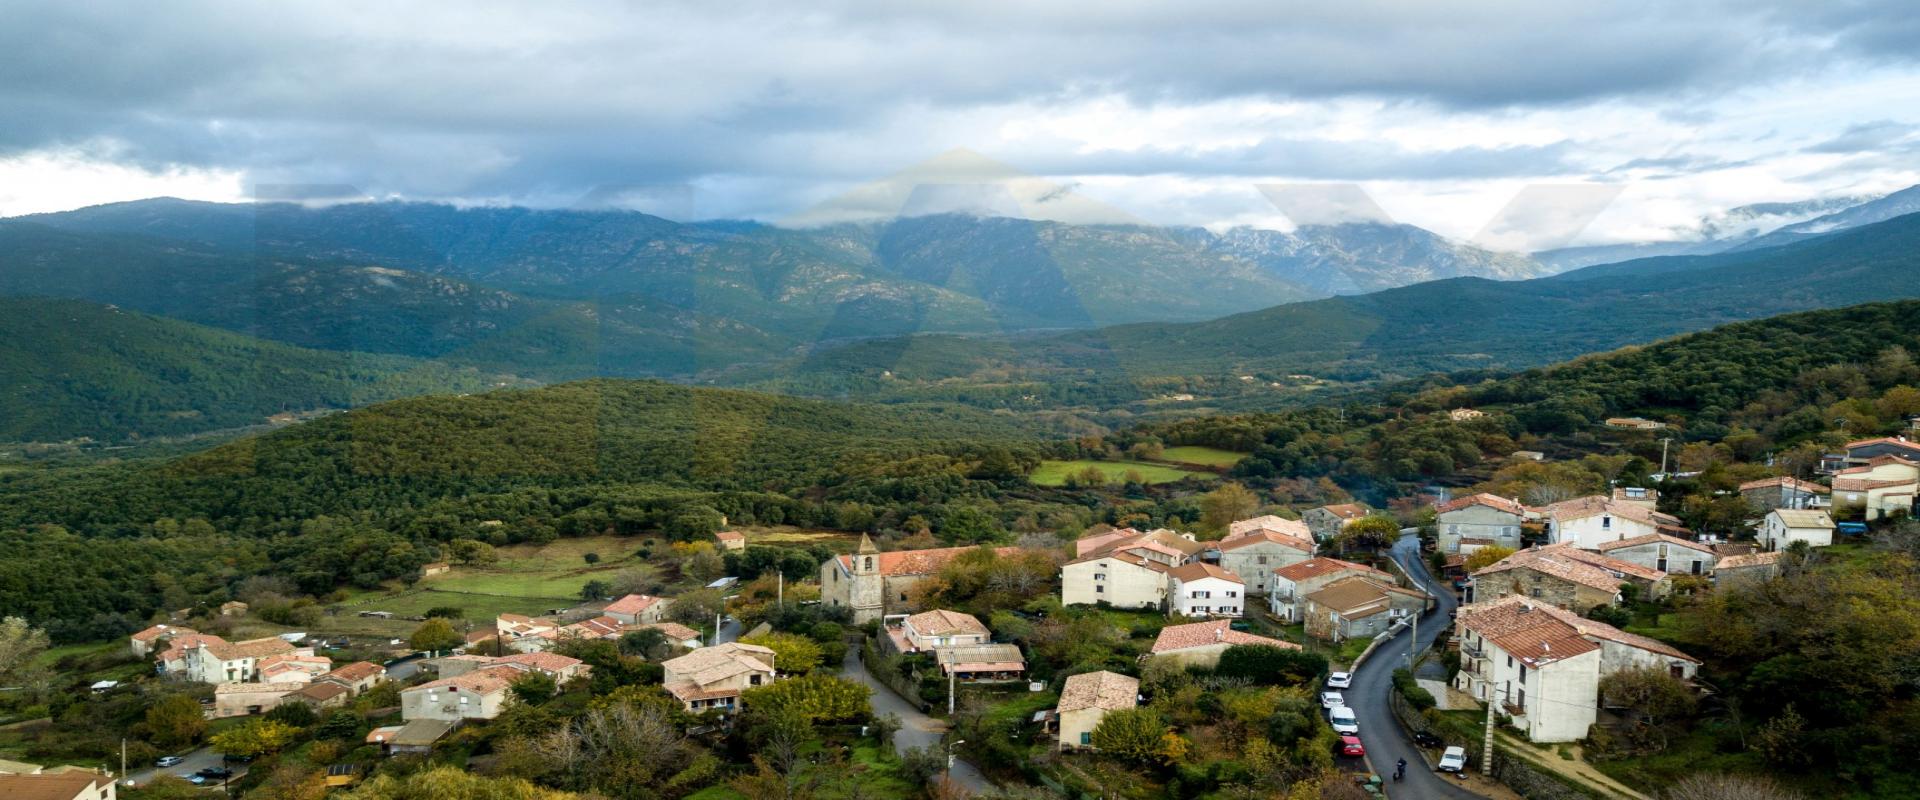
[5, 434, 1917, 799]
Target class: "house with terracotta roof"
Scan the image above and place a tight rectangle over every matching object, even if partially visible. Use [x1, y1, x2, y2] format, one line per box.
[401, 665, 522, 722]
[602, 594, 670, 625]
[1829, 455, 1919, 521]
[492, 652, 591, 682]
[1758, 509, 1838, 551]
[0, 771, 116, 800]
[1073, 527, 1142, 557]
[257, 653, 332, 684]
[714, 531, 747, 552]
[1471, 544, 1667, 613]
[153, 633, 224, 678]
[1604, 417, 1667, 430]
[1302, 504, 1371, 541]
[367, 718, 457, 756]
[1056, 671, 1138, 750]
[494, 613, 560, 650]
[1448, 408, 1486, 422]
[180, 636, 304, 684]
[1168, 562, 1246, 617]
[555, 615, 626, 641]
[1453, 595, 1698, 742]
[1714, 551, 1782, 585]
[288, 680, 352, 711]
[212, 682, 308, 718]
[1738, 476, 1830, 511]
[1302, 576, 1427, 641]
[129, 624, 194, 658]
[821, 534, 1023, 623]
[1267, 557, 1396, 622]
[1542, 496, 1689, 550]
[660, 642, 776, 713]
[1210, 527, 1315, 594]
[1435, 494, 1528, 554]
[321, 661, 388, 694]
[1148, 619, 1299, 668]
[1227, 515, 1311, 540]
[892, 610, 990, 652]
[633, 622, 705, 650]
[1595, 533, 1717, 578]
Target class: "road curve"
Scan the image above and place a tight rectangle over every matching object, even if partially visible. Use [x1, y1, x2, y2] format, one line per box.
[1344, 530, 1484, 800]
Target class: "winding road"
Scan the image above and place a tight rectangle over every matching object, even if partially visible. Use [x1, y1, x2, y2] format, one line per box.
[841, 646, 992, 795]
[1345, 530, 1484, 800]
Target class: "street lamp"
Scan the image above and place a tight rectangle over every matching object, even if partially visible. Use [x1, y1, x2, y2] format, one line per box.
[946, 739, 965, 782]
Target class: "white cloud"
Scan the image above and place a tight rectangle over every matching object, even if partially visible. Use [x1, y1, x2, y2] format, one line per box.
[0, 145, 244, 217]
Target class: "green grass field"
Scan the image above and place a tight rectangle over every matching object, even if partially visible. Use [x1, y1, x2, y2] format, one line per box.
[1158, 446, 1248, 467]
[1030, 459, 1215, 486]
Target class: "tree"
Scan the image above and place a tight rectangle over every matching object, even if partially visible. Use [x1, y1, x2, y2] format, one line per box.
[266, 700, 318, 728]
[1089, 707, 1172, 763]
[211, 719, 299, 758]
[526, 701, 707, 800]
[740, 672, 871, 722]
[1216, 644, 1329, 686]
[739, 632, 824, 674]
[1599, 667, 1698, 751]
[1332, 516, 1400, 555]
[580, 579, 612, 602]
[870, 712, 901, 755]
[145, 693, 209, 748]
[424, 606, 464, 619]
[684, 548, 726, 583]
[0, 616, 50, 697]
[1200, 483, 1260, 535]
[666, 588, 725, 627]
[583, 552, 601, 565]
[1462, 545, 1516, 572]
[511, 671, 559, 706]
[252, 766, 329, 800]
[448, 539, 498, 566]
[620, 627, 670, 660]
[408, 618, 463, 655]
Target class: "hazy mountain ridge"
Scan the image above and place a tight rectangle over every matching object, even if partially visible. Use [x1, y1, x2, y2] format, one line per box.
[1535, 190, 1891, 271]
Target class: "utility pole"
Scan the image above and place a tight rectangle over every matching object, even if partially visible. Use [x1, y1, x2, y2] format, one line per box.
[119, 738, 126, 785]
[777, 571, 784, 608]
[949, 668, 957, 716]
[1658, 437, 1672, 478]
[713, 612, 722, 647]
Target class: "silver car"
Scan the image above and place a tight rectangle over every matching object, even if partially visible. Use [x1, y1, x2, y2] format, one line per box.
[1320, 691, 1344, 709]
[1326, 671, 1353, 689]
[1437, 746, 1468, 773]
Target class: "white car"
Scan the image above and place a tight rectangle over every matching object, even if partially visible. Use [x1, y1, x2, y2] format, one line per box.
[1437, 746, 1468, 773]
[1320, 691, 1344, 709]
[1329, 705, 1359, 734]
[1326, 671, 1352, 689]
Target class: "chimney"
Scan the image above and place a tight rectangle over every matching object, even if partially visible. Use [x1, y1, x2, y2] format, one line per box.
[1542, 642, 1551, 652]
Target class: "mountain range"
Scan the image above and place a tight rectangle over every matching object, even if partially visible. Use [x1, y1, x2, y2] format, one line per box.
[1532, 189, 1904, 271]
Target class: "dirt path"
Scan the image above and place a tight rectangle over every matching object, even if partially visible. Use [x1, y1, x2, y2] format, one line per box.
[1494, 733, 1649, 800]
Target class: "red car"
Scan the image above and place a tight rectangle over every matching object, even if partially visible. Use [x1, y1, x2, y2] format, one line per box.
[1339, 735, 1366, 757]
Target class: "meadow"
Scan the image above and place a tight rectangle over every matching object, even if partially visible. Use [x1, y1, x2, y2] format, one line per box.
[1029, 459, 1215, 486]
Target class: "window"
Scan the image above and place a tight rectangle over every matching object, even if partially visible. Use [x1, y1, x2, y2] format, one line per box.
[1095, 585, 1105, 594]
[1257, 556, 1268, 564]
[751, 675, 763, 685]
[1226, 590, 1238, 598]
[1656, 558, 1667, 571]
[1094, 572, 1106, 580]
[864, 556, 873, 570]
[1081, 732, 1092, 745]
[1507, 655, 1513, 668]
[1530, 588, 1542, 598]
[1601, 516, 1612, 530]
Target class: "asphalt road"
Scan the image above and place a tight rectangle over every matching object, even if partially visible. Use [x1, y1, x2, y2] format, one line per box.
[123, 744, 244, 790]
[1344, 530, 1483, 800]
[841, 646, 992, 795]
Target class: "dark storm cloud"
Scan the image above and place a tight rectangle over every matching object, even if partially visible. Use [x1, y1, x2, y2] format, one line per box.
[0, 0, 1915, 214]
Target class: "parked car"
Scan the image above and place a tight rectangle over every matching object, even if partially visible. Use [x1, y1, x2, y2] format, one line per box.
[182, 774, 209, 786]
[197, 767, 234, 780]
[223, 753, 256, 764]
[1437, 746, 1468, 773]
[1329, 706, 1359, 734]
[1338, 735, 1366, 757]
[1412, 731, 1444, 748]
[1320, 691, 1344, 709]
[1326, 671, 1352, 689]
[154, 756, 184, 768]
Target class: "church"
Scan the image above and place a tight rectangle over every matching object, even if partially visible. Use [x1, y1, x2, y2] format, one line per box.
[819, 534, 1021, 624]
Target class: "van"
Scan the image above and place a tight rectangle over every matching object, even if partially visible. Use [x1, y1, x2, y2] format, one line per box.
[1329, 705, 1358, 734]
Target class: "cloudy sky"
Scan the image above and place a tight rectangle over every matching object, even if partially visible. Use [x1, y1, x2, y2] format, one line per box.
[2, 0, 1917, 248]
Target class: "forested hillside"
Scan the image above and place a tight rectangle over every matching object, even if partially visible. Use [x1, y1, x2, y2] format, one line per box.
[0, 297, 508, 441]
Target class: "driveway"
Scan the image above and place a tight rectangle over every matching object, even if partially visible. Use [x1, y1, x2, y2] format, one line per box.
[123, 744, 244, 790]
[1343, 530, 1484, 799]
[841, 646, 992, 795]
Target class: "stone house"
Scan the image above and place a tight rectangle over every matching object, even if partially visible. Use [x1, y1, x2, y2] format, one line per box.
[400, 665, 520, 722]
[1267, 557, 1396, 623]
[1210, 528, 1315, 594]
[602, 594, 670, 625]
[1301, 576, 1427, 641]
[1056, 671, 1138, 750]
[714, 531, 747, 552]
[129, 624, 194, 658]
[212, 682, 305, 718]
[1227, 515, 1312, 540]
[1593, 533, 1717, 578]
[1302, 504, 1370, 542]
[1434, 494, 1528, 554]
[661, 642, 777, 713]
[1147, 619, 1298, 669]
[892, 609, 991, 652]
[180, 637, 302, 684]
[1738, 476, 1830, 511]
[1714, 551, 1782, 585]
[821, 534, 1021, 624]
[1470, 544, 1667, 613]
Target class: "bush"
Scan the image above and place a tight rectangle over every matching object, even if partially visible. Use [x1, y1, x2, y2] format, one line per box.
[1392, 668, 1436, 711]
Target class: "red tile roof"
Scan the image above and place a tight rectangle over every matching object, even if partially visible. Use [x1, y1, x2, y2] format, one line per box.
[1594, 533, 1716, 556]
[1434, 493, 1529, 517]
[494, 652, 586, 674]
[1460, 595, 1697, 663]
[1737, 476, 1830, 494]
[604, 594, 664, 616]
[326, 661, 385, 683]
[1272, 558, 1391, 582]
[835, 546, 1022, 577]
[1318, 504, 1370, 520]
[904, 609, 989, 637]
[1168, 561, 1242, 584]
[132, 623, 194, 642]
[1149, 620, 1298, 653]
[1058, 670, 1139, 711]
[1216, 528, 1315, 553]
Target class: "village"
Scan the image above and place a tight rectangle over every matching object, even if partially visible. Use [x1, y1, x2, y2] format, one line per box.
[5, 432, 1913, 799]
